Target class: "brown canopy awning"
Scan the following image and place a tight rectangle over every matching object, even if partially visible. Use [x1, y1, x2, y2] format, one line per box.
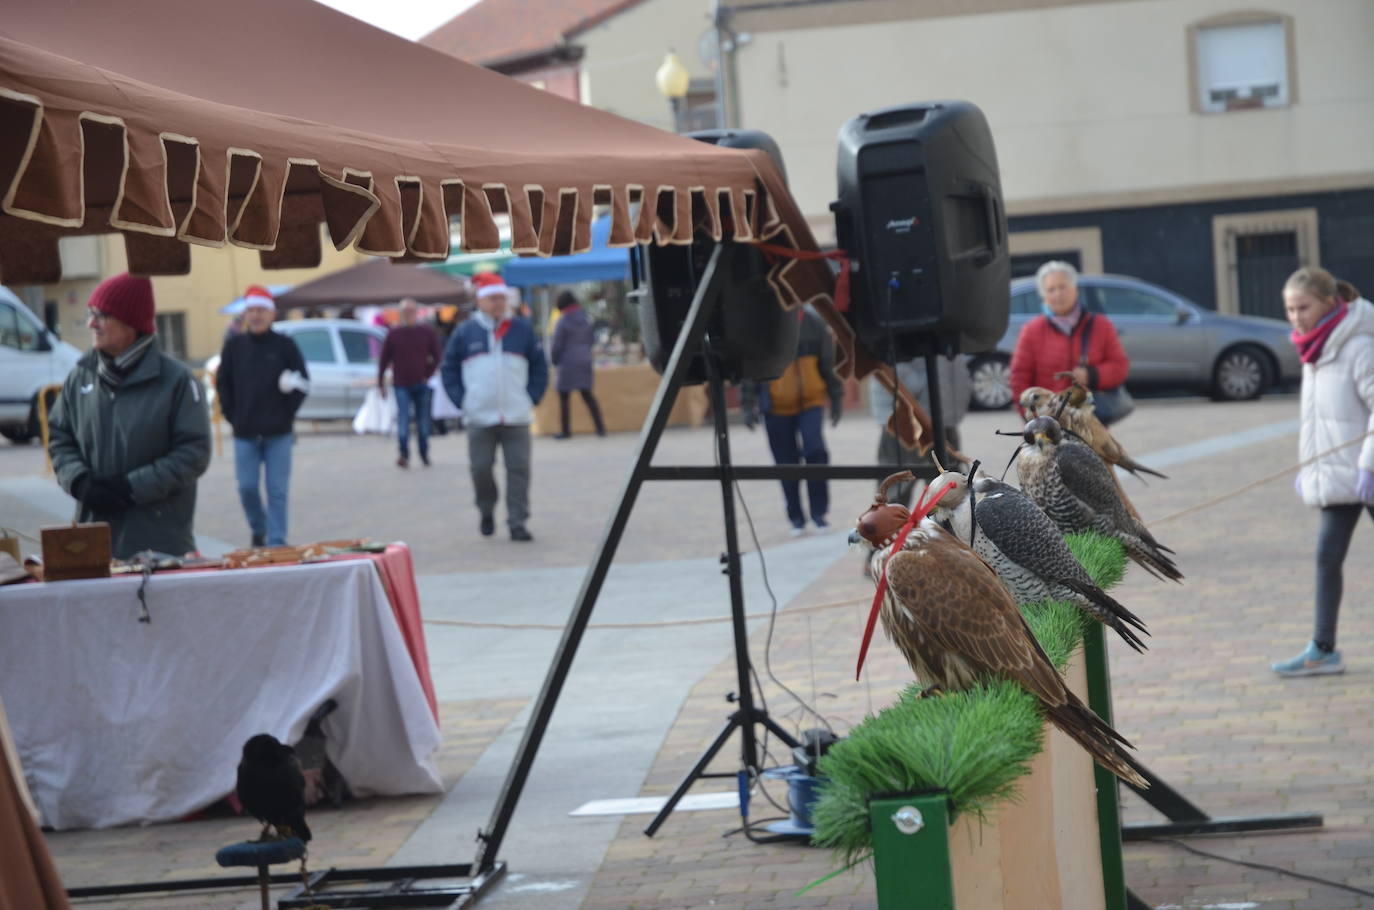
[275, 259, 469, 310]
[0, 0, 930, 449]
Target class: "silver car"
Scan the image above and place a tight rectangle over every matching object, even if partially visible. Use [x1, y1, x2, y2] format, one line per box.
[967, 274, 1301, 410]
[206, 319, 386, 421]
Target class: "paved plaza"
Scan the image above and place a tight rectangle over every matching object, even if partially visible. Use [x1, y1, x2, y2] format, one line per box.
[3, 389, 1372, 909]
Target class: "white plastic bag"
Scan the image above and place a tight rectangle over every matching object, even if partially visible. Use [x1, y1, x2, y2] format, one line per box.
[352, 386, 396, 435]
[428, 374, 463, 421]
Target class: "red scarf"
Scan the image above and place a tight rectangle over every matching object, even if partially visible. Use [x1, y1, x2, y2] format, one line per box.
[1292, 303, 1347, 364]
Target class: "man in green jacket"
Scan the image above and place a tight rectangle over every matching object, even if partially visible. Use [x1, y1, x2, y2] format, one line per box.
[48, 273, 211, 559]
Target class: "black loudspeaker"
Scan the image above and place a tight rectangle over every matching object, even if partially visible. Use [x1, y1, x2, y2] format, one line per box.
[633, 129, 798, 385]
[831, 100, 1010, 360]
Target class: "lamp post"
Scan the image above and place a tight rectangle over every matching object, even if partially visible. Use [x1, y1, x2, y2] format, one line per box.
[655, 51, 691, 133]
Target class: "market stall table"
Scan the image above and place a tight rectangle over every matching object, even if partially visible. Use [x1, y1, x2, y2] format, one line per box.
[0, 554, 443, 830]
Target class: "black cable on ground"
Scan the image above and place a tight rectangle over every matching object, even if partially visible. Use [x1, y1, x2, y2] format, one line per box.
[1146, 838, 1374, 900]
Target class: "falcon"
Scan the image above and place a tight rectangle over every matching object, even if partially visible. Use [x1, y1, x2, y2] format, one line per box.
[922, 471, 1149, 652]
[236, 733, 312, 843]
[850, 473, 1148, 788]
[1021, 383, 1167, 481]
[1016, 416, 1182, 582]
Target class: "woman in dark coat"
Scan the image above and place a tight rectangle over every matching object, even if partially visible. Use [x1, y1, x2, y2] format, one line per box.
[550, 291, 606, 438]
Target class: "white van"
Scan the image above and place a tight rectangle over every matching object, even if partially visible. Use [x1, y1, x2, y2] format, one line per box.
[0, 286, 81, 443]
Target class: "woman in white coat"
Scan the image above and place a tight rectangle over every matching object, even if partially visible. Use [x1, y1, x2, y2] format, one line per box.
[1273, 267, 1374, 677]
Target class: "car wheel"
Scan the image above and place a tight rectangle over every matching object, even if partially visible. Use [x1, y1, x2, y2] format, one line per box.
[968, 355, 1013, 410]
[1212, 345, 1270, 401]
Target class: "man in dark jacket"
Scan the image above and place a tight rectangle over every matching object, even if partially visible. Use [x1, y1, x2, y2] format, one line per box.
[741, 306, 844, 535]
[48, 273, 211, 558]
[378, 298, 443, 468]
[215, 286, 309, 546]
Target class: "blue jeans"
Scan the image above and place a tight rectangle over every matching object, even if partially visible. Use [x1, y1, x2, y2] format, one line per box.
[393, 383, 432, 459]
[234, 434, 293, 545]
[763, 407, 829, 528]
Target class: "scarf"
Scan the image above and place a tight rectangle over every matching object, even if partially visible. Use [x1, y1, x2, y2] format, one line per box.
[1291, 302, 1347, 364]
[1043, 302, 1081, 335]
[96, 333, 156, 390]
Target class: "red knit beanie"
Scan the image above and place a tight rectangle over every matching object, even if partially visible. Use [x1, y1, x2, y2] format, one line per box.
[89, 273, 156, 335]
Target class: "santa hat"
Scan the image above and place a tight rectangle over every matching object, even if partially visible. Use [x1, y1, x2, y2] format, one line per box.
[242, 285, 276, 310]
[88, 273, 156, 335]
[472, 272, 509, 299]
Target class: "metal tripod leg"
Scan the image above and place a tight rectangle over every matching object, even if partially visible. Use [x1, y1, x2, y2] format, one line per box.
[643, 712, 744, 837]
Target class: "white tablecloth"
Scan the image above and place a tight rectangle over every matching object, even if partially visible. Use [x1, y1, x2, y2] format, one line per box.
[0, 559, 443, 830]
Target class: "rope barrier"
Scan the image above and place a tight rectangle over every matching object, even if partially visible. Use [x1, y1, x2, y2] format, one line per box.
[421, 595, 866, 631]
[1148, 428, 1373, 527]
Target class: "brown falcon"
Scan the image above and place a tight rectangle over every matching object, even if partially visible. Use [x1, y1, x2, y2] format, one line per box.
[851, 473, 1148, 788]
[1016, 416, 1182, 582]
[1021, 383, 1167, 482]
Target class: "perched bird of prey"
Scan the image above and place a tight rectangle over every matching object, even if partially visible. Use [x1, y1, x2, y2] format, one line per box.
[236, 733, 312, 843]
[1021, 383, 1167, 481]
[850, 473, 1148, 788]
[1016, 416, 1182, 582]
[923, 471, 1149, 652]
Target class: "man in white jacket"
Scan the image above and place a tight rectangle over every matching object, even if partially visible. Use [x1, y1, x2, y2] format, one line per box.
[1274, 267, 1374, 677]
[440, 274, 548, 542]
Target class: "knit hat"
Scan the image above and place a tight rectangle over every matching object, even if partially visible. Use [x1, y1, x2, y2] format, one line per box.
[242, 285, 276, 310]
[88, 273, 156, 335]
[472, 272, 509, 299]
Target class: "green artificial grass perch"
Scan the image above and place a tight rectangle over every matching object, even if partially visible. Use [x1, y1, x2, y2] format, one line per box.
[810, 531, 1128, 867]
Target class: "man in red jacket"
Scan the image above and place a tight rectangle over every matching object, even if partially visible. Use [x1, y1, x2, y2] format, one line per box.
[379, 298, 444, 468]
[1009, 261, 1129, 422]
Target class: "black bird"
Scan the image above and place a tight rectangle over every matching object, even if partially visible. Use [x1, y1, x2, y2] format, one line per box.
[236, 733, 312, 842]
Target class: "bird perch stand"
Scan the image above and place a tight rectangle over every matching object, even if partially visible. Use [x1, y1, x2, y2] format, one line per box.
[215, 838, 306, 910]
[866, 648, 1112, 909]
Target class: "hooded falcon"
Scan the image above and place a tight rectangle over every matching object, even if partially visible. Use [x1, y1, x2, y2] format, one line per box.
[1016, 416, 1182, 582]
[237, 733, 312, 843]
[851, 473, 1148, 788]
[922, 471, 1149, 652]
[1021, 383, 1167, 482]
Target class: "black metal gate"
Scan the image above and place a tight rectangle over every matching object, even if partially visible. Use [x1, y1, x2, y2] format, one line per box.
[1235, 230, 1298, 320]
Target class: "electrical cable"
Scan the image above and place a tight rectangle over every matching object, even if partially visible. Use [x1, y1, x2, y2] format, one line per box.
[1146, 838, 1374, 900]
[733, 475, 835, 736]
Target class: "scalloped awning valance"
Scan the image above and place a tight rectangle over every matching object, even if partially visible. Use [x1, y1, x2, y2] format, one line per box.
[0, 0, 931, 449]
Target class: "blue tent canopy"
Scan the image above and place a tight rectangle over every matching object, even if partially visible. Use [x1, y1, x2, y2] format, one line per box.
[501, 214, 629, 288]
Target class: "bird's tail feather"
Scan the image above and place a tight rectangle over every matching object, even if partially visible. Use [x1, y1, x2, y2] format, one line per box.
[1059, 579, 1150, 652]
[1044, 695, 1149, 789]
[1119, 456, 1168, 481]
[1126, 539, 1184, 582]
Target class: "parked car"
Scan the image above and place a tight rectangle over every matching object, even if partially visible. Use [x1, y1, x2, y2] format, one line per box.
[205, 319, 387, 422]
[967, 274, 1301, 410]
[0, 286, 81, 443]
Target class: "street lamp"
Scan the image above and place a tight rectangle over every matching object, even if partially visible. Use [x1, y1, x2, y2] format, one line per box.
[654, 51, 691, 132]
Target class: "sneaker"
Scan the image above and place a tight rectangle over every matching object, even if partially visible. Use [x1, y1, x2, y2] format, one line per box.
[789, 524, 808, 538]
[1272, 641, 1345, 677]
[420, 452, 431, 467]
[396, 455, 409, 469]
[813, 516, 830, 531]
[251, 533, 265, 548]
[553, 433, 572, 440]
[479, 514, 495, 537]
[510, 526, 534, 542]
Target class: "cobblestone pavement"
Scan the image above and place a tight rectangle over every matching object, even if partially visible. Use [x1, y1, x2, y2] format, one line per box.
[4, 389, 1372, 909]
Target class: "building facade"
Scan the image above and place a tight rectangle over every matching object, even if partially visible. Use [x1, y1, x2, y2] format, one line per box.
[723, 0, 1374, 314]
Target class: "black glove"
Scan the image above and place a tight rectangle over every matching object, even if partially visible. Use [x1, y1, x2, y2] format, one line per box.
[830, 401, 843, 428]
[83, 474, 134, 515]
